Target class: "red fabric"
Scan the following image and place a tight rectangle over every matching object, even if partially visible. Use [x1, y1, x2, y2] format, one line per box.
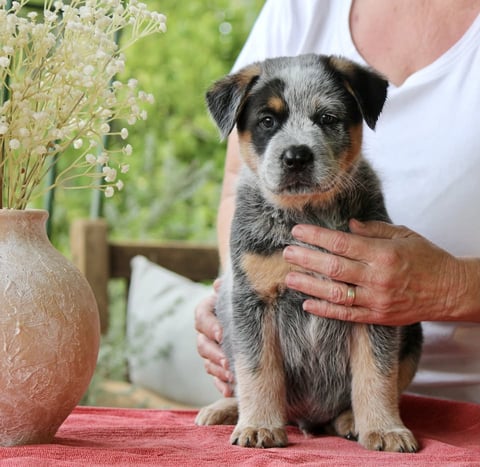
[0, 395, 479, 466]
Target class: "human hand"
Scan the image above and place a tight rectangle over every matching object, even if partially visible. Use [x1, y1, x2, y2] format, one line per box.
[194, 279, 234, 396]
[283, 220, 466, 325]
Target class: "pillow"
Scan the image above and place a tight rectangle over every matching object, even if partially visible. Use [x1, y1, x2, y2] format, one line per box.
[126, 255, 220, 407]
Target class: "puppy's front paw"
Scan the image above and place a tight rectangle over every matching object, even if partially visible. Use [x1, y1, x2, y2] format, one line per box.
[230, 425, 288, 448]
[360, 427, 419, 453]
[195, 397, 238, 426]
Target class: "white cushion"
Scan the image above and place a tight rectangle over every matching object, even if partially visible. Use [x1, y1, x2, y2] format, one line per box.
[126, 255, 220, 406]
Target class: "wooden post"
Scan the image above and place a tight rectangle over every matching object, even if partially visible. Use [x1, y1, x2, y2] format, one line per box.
[70, 218, 110, 333]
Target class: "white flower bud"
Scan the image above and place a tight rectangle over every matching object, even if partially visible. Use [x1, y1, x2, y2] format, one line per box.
[104, 186, 114, 198]
[102, 166, 117, 182]
[85, 153, 97, 164]
[97, 153, 109, 165]
[9, 139, 20, 150]
[73, 138, 83, 149]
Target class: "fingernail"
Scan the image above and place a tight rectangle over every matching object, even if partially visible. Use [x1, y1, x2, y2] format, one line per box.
[292, 225, 305, 240]
[285, 272, 298, 287]
[283, 246, 294, 260]
[214, 328, 222, 344]
[303, 299, 317, 312]
[350, 218, 365, 228]
[220, 358, 229, 370]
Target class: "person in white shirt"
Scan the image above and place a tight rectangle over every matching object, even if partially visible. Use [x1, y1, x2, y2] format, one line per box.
[195, 0, 480, 403]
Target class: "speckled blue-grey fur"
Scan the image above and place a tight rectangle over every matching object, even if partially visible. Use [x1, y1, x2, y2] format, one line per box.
[208, 54, 423, 435]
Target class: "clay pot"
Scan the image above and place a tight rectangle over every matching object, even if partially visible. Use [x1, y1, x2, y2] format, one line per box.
[0, 209, 100, 446]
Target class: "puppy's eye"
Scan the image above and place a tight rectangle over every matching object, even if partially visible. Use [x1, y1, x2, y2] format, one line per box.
[259, 115, 277, 130]
[314, 113, 339, 126]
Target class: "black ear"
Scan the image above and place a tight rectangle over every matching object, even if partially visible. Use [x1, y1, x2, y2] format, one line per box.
[327, 56, 388, 130]
[205, 63, 261, 139]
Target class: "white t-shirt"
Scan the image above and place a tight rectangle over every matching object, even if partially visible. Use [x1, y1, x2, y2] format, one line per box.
[233, 0, 480, 403]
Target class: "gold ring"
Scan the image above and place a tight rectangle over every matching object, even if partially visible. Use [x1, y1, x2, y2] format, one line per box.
[345, 286, 356, 307]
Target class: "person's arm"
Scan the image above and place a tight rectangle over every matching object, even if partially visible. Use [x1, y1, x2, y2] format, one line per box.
[283, 220, 480, 325]
[195, 133, 241, 396]
[217, 131, 242, 269]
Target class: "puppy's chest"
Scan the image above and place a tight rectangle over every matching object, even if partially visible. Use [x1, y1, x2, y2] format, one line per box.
[233, 200, 347, 253]
[232, 203, 345, 303]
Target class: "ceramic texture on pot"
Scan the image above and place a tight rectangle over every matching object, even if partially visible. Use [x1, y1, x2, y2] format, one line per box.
[0, 210, 100, 446]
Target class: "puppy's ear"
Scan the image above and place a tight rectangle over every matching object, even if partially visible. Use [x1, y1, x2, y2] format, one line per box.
[206, 63, 261, 139]
[328, 56, 388, 130]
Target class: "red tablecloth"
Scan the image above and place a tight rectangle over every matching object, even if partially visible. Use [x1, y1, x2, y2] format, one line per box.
[0, 395, 479, 466]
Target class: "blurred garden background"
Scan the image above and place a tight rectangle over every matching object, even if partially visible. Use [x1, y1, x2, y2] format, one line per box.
[42, 0, 264, 404]
[50, 0, 263, 249]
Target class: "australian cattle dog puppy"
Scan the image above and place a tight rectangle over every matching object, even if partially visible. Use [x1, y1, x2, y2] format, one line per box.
[195, 54, 423, 453]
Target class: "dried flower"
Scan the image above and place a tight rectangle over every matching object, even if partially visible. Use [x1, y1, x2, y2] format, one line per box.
[0, 0, 166, 209]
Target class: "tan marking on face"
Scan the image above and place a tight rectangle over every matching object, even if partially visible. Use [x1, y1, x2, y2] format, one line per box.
[339, 123, 363, 171]
[268, 190, 339, 211]
[350, 324, 404, 434]
[267, 96, 286, 114]
[235, 63, 261, 88]
[241, 251, 307, 302]
[237, 130, 258, 173]
[234, 309, 286, 430]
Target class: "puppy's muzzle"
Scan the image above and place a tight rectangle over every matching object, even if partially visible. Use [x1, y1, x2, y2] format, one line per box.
[281, 145, 314, 172]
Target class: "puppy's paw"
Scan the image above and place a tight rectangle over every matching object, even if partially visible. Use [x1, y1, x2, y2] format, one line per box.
[195, 397, 238, 426]
[328, 409, 358, 441]
[359, 427, 419, 453]
[230, 425, 288, 448]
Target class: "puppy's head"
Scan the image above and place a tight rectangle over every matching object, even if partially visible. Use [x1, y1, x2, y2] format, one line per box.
[206, 54, 388, 209]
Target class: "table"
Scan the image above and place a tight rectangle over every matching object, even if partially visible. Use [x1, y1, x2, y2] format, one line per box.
[1, 395, 479, 466]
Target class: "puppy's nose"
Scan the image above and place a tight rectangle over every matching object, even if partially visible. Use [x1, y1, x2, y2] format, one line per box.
[281, 145, 314, 171]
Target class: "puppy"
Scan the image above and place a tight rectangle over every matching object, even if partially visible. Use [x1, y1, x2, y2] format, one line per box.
[195, 54, 423, 453]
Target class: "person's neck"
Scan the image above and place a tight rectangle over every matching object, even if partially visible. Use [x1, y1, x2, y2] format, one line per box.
[350, 0, 480, 85]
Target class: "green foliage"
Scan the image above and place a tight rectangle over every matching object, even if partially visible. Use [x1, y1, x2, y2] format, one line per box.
[50, 0, 264, 250]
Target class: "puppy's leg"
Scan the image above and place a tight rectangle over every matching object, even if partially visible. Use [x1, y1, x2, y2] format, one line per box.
[327, 345, 420, 442]
[195, 397, 239, 425]
[231, 309, 288, 448]
[350, 324, 418, 453]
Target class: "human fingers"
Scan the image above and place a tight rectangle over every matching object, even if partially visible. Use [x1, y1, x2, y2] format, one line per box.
[213, 377, 234, 398]
[348, 219, 416, 240]
[213, 277, 222, 293]
[284, 269, 367, 309]
[197, 331, 233, 388]
[302, 298, 416, 326]
[290, 222, 408, 266]
[291, 224, 371, 262]
[283, 245, 366, 286]
[194, 292, 222, 343]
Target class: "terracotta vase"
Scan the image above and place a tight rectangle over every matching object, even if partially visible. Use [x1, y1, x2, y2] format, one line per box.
[0, 209, 100, 446]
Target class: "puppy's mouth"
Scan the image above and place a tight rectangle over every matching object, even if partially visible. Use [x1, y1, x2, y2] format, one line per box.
[273, 175, 337, 196]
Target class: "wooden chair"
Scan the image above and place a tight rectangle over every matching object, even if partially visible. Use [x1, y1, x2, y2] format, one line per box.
[69, 218, 220, 333]
[69, 218, 220, 407]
